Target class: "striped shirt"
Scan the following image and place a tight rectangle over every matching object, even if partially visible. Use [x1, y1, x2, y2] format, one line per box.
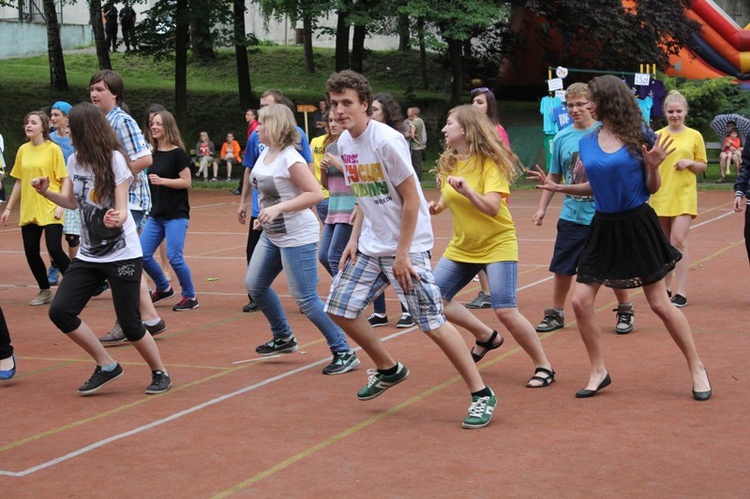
[106, 106, 152, 213]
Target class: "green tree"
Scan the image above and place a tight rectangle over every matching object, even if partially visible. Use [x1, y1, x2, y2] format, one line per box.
[88, 0, 112, 70]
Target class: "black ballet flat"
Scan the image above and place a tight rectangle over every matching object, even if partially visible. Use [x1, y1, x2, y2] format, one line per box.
[575, 373, 612, 398]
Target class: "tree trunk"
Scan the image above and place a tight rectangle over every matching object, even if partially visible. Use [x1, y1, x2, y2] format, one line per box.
[398, 14, 410, 51]
[43, 0, 68, 90]
[88, 0, 111, 70]
[233, 0, 252, 108]
[418, 18, 427, 90]
[351, 25, 366, 73]
[335, 10, 350, 71]
[174, 0, 189, 132]
[447, 38, 464, 106]
[190, 19, 215, 60]
[303, 15, 315, 73]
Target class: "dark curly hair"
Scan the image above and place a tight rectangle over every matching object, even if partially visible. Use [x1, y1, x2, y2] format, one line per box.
[372, 93, 404, 131]
[325, 70, 373, 116]
[588, 75, 648, 157]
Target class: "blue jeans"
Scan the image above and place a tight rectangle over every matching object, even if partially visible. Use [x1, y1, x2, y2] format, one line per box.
[315, 198, 329, 223]
[318, 223, 352, 276]
[245, 233, 350, 353]
[140, 217, 195, 298]
[432, 258, 518, 309]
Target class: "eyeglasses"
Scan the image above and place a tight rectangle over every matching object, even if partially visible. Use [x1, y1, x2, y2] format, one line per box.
[566, 101, 589, 109]
[470, 87, 490, 96]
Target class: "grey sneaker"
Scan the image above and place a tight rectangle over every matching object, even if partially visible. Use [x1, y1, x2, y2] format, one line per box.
[462, 389, 498, 429]
[614, 306, 634, 334]
[535, 308, 564, 332]
[465, 291, 492, 309]
[78, 363, 124, 395]
[357, 363, 409, 400]
[99, 321, 127, 344]
[145, 370, 172, 394]
[145, 319, 167, 337]
[322, 350, 360, 375]
[30, 289, 53, 306]
[256, 336, 298, 355]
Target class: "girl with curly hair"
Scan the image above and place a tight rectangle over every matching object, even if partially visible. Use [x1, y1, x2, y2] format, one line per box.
[529, 75, 711, 401]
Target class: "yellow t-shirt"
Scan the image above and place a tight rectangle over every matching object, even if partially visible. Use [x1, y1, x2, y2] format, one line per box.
[309, 135, 330, 199]
[649, 127, 706, 218]
[441, 156, 517, 263]
[10, 141, 67, 226]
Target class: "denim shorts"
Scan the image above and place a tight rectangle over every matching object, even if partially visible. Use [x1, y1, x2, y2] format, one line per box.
[432, 258, 518, 309]
[325, 251, 445, 332]
[549, 218, 590, 276]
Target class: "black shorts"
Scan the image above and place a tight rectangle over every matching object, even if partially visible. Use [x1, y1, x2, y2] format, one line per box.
[549, 219, 590, 276]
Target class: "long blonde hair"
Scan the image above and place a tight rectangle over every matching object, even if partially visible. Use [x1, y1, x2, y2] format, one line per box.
[435, 105, 523, 183]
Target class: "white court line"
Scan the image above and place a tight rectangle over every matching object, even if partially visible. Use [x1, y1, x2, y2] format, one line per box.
[0, 329, 414, 477]
[691, 210, 735, 229]
[0, 208, 734, 477]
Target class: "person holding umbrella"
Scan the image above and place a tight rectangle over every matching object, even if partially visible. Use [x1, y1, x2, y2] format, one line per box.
[711, 114, 750, 183]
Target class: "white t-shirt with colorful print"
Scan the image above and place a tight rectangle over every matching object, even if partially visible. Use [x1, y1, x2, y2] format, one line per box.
[337, 119, 433, 258]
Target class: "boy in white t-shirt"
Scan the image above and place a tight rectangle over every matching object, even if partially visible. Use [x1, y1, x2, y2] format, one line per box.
[323, 70, 497, 429]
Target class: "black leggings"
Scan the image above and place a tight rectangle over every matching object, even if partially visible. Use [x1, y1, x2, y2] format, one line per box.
[0, 307, 13, 360]
[246, 218, 261, 300]
[21, 224, 70, 289]
[48, 257, 146, 340]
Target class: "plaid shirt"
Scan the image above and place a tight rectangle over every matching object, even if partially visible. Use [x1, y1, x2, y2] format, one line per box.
[106, 106, 152, 212]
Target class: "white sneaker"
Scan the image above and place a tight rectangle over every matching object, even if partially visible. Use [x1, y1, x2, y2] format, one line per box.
[30, 288, 53, 306]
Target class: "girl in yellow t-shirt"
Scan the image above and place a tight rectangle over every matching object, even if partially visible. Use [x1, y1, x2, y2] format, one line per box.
[649, 90, 707, 308]
[429, 105, 556, 388]
[0, 111, 71, 306]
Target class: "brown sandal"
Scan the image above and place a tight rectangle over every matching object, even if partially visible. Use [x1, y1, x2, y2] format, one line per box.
[471, 330, 504, 362]
[527, 367, 556, 388]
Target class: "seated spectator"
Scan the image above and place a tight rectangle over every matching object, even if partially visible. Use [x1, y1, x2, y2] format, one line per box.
[718, 124, 743, 183]
[194, 131, 216, 181]
[214, 133, 241, 182]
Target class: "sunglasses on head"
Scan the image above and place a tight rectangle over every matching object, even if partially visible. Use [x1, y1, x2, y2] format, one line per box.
[470, 87, 490, 96]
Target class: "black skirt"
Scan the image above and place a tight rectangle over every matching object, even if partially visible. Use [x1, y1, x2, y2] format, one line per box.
[577, 203, 681, 289]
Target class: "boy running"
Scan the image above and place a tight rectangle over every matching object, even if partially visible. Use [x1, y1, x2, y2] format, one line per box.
[323, 70, 496, 429]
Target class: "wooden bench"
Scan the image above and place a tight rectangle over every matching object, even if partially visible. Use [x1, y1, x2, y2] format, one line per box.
[705, 141, 721, 164]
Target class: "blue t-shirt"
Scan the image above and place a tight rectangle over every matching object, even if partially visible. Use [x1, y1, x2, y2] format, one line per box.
[552, 105, 572, 131]
[549, 124, 597, 225]
[540, 96, 562, 135]
[243, 126, 313, 217]
[50, 131, 74, 163]
[578, 130, 653, 213]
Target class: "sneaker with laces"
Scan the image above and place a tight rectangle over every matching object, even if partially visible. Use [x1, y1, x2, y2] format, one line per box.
[99, 321, 127, 344]
[151, 288, 175, 303]
[465, 291, 492, 309]
[367, 313, 388, 327]
[172, 297, 199, 311]
[462, 389, 498, 429]
[243, 300, 259, 313]
[322, 350, 360, 375]
[47, 265, 59, 286]
[256, 336, 298, 355]
[78, 363, 124, 395]
[30, 289, 54, 306]
[145, 370, 172, 394]
[396, 313, 415, 328]
[357, 363, 410, 400]
[535, 308, 564, 332]
[670, 294, 688, 308]
[614, 306, 635, 334]
[145, 319, 167, 336]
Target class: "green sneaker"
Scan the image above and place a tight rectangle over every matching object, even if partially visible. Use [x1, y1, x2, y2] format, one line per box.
[462, 389, 498, 429]
[357, 363, 409, 400]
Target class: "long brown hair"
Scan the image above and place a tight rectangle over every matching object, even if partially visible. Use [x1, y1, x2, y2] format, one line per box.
[588, 75, 647, 157]
[67, 103, 128, 206]
[150, 109, 185, 150]
[24, 111, 51, 142]
[435, 105, 523, 183]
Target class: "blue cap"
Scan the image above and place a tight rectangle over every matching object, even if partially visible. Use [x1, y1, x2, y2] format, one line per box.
[51, 101, 72, 115]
